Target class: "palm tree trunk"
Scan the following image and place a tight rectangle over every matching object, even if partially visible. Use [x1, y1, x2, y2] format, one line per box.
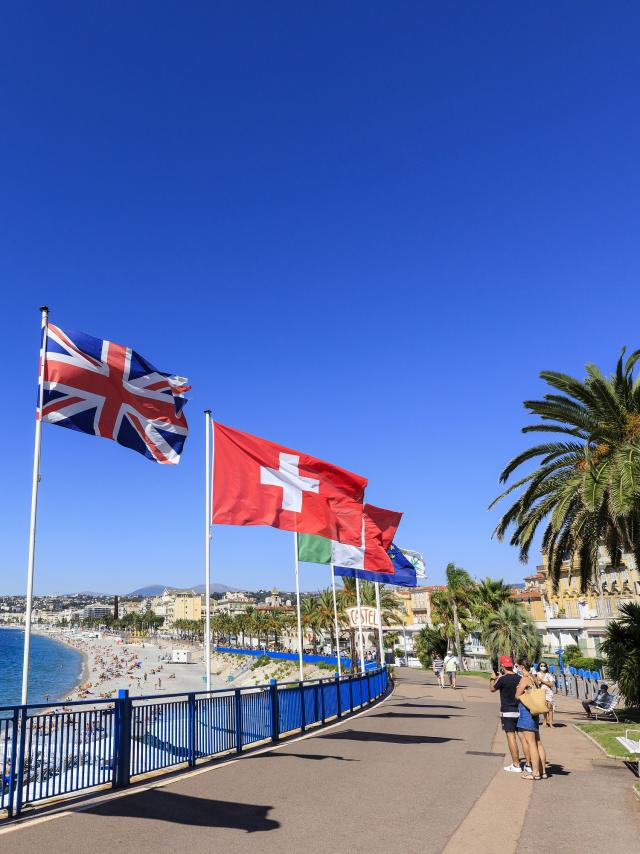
[452, 600, 465, 669]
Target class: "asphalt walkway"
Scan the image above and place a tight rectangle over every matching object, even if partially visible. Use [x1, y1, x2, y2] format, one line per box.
[2, 669, 638, 853]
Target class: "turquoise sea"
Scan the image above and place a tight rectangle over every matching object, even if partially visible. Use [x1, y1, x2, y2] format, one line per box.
[0, 628, 84, 707]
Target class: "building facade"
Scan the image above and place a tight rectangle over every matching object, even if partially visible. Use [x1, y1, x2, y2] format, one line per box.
[518, 549, 640, 656]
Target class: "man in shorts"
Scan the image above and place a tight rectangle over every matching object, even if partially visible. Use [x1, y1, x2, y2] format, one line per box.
[444, 653, 458, 688]
[490, 655, 531, 773]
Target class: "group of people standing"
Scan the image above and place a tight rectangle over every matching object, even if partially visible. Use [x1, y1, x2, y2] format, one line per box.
[490, 655, 555, 781]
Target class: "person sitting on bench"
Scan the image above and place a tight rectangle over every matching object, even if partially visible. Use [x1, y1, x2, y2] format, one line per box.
[582, 683, 615, 718]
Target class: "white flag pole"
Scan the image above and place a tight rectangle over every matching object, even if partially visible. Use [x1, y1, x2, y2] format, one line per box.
[330, 566, 342, 678]
[375, 581, 384, 666]
[21, 306, 49, 706]
[204, 410, 213, 692]
[355, 575, 365, 674]
[293, 534, 304, 681]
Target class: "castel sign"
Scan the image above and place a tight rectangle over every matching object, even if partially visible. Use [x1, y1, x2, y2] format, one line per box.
[346, 606, 380, 629]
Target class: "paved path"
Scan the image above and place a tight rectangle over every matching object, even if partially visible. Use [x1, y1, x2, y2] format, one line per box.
[2, 670, 639, 853]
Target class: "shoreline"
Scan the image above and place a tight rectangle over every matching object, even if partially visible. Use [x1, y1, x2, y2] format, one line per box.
[32, 626, 90, 701]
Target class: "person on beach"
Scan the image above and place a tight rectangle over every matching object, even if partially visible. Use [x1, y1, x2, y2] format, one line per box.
[432, 654, 444, 688]
[515, 658, 548, 781]
[490, 656, 532, 773]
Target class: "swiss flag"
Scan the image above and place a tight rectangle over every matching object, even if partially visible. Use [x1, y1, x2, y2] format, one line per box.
[332, 504, 402, 572]
[212, 423, 367, 546]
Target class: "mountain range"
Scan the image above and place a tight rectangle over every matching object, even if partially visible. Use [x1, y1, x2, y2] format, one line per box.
[129, 582, 239, 597]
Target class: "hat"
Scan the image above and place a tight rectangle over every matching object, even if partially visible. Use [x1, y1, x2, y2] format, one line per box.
[499, 655, 514, 668]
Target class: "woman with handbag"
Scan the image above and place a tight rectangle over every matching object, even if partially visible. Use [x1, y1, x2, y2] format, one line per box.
[515, 658, 548, 780]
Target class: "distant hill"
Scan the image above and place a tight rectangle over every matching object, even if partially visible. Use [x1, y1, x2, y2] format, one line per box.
[129, 582, 238, 597]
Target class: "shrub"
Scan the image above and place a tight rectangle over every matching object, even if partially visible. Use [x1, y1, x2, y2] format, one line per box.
[251, 654, 271, 670]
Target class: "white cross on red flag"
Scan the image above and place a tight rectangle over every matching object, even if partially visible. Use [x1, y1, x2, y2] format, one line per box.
[212, 422, 367, 546]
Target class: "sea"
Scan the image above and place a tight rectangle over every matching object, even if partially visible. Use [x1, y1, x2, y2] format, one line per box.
[0, 627, 84, 707]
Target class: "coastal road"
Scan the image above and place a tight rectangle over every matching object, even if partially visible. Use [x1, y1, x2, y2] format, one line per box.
[3, 669, 639, 853]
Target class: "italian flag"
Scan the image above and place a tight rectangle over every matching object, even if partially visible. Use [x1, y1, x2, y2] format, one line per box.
[297, 504, 402, 573]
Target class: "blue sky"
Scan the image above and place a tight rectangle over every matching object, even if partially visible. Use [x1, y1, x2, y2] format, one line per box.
[2, 4, 640, 594]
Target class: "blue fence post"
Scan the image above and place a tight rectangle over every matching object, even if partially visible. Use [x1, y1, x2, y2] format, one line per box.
[313, 681, 320, 723]
[187, 692, 196, 767]
[320, 680, 326, 725]
[269, 679, 279, 743]
[114, 689, 131, 789]
[15, 706, 28, 816]
[8, 706, 22, 817]
[234, 689, 243, 753]
[299, 682, 306, 733]
[335, 673, 342, 719]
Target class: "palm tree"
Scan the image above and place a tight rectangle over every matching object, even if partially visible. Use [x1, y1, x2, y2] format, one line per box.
[490, 350, 640, 590]
[234, 613, 250, 647]
[414, 625, 448, 668]
[430, 589, 474, 660]
[433, 564, 476, 667]
[601, 601, 640, 706]
[300, 595, 320, 652]
[472, 577, 513, 622]
[481, 603, 541, 664]
[314, 589, 338, 650]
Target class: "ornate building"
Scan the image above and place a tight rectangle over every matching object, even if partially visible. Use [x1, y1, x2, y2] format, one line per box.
[519, 549, 640, 656]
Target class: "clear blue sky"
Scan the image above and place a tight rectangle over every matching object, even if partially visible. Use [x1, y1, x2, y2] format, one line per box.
[3, 4, 640, 594]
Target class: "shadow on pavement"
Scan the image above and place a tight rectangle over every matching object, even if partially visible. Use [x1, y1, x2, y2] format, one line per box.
[248, 752, 358, 762]
[546, 763, 570, 777]
[317, 729, 462, 745]
[367, 712, 467, 720]
[83, 789, 280, 833]
[388, 703, 463, 710]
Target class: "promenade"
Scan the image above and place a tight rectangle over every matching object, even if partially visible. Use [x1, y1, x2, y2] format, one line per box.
[2, 669, 639, 853]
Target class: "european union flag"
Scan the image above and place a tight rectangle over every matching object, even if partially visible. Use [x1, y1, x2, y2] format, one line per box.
[333, 543, 417, 587]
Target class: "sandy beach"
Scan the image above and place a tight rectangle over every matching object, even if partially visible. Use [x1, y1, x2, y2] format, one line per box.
[35, 630, 219, 703]
[34, 630, 336, 706]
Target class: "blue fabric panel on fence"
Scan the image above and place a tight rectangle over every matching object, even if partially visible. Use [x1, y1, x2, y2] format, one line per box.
[215, 647, 351, 668]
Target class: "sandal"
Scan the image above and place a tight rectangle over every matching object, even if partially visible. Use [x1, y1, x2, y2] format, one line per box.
[521, 773, 540, 780]
[541, 772, 548, 779]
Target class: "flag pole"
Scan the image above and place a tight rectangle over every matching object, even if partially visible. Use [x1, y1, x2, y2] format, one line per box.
[355, 575, 365, 674]
[204, 410, 213, 692]
[375, 582, 384, 667]
[293, 534, 304, 681]
[330, 566, 342, 678]
[21, 306, 49, 705]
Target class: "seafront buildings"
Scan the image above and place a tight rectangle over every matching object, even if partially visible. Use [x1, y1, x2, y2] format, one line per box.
[3, 550, 640, 659]
[516, 549, 640, 656]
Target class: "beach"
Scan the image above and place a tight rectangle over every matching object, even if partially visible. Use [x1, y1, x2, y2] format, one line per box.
[33, 630, 335, 705]
[31, 630, 217, 702]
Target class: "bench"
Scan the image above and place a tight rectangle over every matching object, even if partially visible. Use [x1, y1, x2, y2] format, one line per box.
[616, 729, 640, 776]
[591, 695, 620, 723]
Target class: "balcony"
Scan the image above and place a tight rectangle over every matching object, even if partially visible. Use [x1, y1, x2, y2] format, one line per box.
[545, 617, 583, 629]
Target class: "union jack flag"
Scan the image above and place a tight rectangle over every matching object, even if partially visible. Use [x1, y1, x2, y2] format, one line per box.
[42, 323, 190, 464]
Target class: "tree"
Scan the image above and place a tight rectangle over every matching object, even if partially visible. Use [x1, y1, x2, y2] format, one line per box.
[432, 564, 475, 667]
[601, 601, 640, 707]
[472, 577, 512, 622]
[481, 603, 541, 664]
[490, 350, 640, 590]
[414, 626, 448, 669]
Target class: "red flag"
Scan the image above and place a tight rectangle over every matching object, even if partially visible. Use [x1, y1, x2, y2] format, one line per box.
[331, 504, 402, 572]
[212, 422, 367, 546]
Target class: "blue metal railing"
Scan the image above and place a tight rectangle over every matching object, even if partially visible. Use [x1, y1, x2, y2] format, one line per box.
[0, 666, 388, 819]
